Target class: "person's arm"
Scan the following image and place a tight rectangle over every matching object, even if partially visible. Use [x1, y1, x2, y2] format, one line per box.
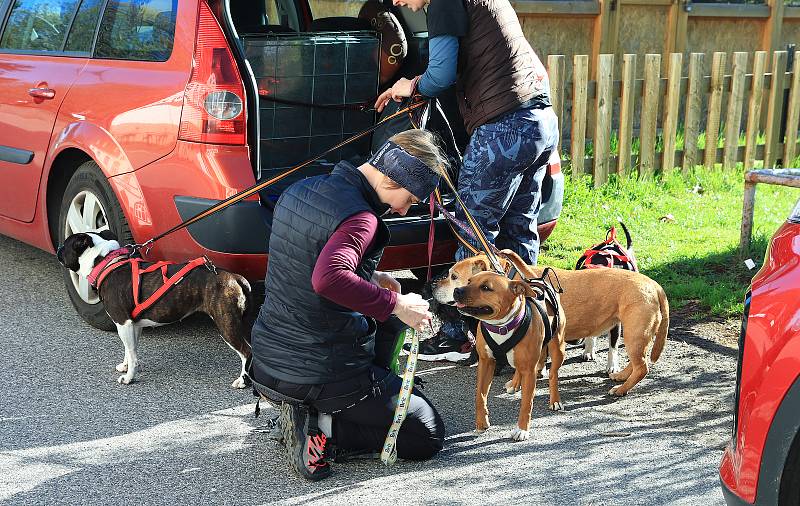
[311, 212, 397, 321]
[416, 35, 458, 97]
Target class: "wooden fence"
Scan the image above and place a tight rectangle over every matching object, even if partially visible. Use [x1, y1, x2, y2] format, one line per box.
[548, 50, 800, 184]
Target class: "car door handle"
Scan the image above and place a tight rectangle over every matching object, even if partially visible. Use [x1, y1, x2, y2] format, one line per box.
[28, 87, 56, 100]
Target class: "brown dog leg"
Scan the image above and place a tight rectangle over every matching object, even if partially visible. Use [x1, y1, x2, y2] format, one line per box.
[512, 371, 537, 441]
[609, 335, 649, 396]
[207, 305, 252, 389]
[475, 356, 495, 432]
[547, 338, 565, 411]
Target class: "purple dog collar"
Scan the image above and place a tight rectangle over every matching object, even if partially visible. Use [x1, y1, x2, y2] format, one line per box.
[482, 302, 526, 336]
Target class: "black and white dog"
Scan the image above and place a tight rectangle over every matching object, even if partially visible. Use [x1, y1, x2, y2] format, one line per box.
[577, 221, 638, 373]
[58, 231, 254, 387]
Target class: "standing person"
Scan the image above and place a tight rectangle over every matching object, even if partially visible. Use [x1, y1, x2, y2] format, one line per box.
[250, 130, 447, 481]
[375, 0, 559, 363]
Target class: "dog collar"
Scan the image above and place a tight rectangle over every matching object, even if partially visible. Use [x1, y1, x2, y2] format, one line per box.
[481, 301, 526, 336]
[87, 247, 131, 288]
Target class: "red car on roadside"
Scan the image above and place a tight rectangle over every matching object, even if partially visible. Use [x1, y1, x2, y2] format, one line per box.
[720, 197, 800, 505]
[0, 0, 563, 330]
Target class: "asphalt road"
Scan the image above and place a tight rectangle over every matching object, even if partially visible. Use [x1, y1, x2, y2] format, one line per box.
[0, 234, 734, 505]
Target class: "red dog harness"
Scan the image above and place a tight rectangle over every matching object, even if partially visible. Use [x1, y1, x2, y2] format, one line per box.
[576, 226, 638, 272]
[88, 248, 209, 320]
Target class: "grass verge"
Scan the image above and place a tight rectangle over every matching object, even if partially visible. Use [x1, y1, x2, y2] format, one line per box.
[538, 167, 799, 318]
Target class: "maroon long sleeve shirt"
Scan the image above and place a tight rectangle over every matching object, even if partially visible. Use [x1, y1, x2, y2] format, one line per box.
[311, 211, 397, 321]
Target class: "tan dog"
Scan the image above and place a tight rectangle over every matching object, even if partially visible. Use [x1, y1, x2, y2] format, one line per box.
[433, 251, 669, 396]
[452, 271, 566, 441]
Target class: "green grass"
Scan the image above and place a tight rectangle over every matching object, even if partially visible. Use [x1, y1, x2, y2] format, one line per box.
[538, 166, 799, 319]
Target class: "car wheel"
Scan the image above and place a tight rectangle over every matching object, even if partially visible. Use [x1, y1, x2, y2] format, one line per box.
[58, 161, 133, 331]
[779, 431, 800, 505]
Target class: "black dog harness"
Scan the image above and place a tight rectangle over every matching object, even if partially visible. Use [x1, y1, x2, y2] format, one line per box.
[480, 297, 554, 358]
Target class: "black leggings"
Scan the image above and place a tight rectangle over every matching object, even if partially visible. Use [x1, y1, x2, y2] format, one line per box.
[256, 317, 445, 461]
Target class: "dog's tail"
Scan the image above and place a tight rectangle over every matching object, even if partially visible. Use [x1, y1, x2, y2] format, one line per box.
[650, 285, 670, 363]
[234, 275, 256, 345]
[618, 219, 633, 250]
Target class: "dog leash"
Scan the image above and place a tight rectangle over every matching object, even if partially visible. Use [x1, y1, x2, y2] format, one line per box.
[381, 327, 419, 466]
[127, 99, 429, 256]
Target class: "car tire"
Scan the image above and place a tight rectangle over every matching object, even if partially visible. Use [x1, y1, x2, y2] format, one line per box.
[779, 431, 800, 505]
[58, 161, 133, 331]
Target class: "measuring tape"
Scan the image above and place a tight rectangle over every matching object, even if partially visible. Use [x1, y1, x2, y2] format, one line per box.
[380, 328, 419, 465]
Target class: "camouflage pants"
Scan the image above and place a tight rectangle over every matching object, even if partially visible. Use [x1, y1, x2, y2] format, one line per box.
[455, 106, 559, 265]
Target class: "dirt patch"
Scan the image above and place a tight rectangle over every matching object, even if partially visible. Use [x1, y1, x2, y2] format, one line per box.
[671, 301, 741, 349]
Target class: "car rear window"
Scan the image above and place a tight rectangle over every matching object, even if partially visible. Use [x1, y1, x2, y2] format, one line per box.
[0, 0, 81, 52]
[94, 0, 176, 61]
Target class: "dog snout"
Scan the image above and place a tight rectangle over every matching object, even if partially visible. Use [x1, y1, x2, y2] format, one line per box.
[453, 287, 465, 301]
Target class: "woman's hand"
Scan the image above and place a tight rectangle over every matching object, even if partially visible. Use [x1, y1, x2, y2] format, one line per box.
[374, 77, 417, 112]
[392, 292, 432, 331]
[372, 270, 401, 293]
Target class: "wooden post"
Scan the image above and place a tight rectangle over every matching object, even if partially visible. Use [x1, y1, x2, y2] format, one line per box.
[662, 53, 683, 173]
[705, 52, 727, 169]
[764, 51, 788, 168]
[761, 0, 785, 55]
[640, 54, 662, 176]
[683, 53, 704, 173]
[784, 52, 800, 165]
[740, 180, 757, 252]
[547, 55, 567, 154]
[572, 54, 589, 179]
[591, 0, 620, 78]
[618, 54, 637, 175]
[723, 52, 748, 170]
[744, 51, 768, 169]
[665, 0, 689, 69]
[594, 54, 614, 187]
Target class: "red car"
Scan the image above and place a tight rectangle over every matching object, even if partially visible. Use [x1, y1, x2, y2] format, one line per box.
[720, 197, 800, 505]
[0, 0, 562, 330]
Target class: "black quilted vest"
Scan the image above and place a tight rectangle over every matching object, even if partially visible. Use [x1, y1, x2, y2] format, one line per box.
[251, 162, 390, 384]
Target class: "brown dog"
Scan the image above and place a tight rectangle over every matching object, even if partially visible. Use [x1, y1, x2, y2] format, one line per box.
[433, 251, 668, 396]
[452, 271, 566, 441]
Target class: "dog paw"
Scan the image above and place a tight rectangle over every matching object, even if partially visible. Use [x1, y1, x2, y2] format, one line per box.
[537, 367, 548, 380]
[231, 377, 247, 389]
[117, 374, 134, 385]
[609, 371, 626, 382]
[116, 362, 127, 373]
[549, 402, 564, 411]
[510, 427, 530, 441]
[606, 364, 623, 375]
[581, 351, 597, 362]
[504, 379, 520, 394]
[609, 386, 627, 397]
[475, 419, 490, 433]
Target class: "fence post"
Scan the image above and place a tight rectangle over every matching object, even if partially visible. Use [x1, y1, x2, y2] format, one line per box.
[640, 54, 661, 176]
[572, 54, 589, 179]
[591, 0, 620, 78]
[705, 52, 727, 169]
[745, 51, 768, 169]
[784, 51, 800, 165]
[594, 54, 614, 187]
[662, 53, 683, 173]
[665, 0, 689, 67]
[765, 51, 788, 168]
[723, 52, 748, 170]
[762, 0, 785, 55]
[740, 180, 757, 252]
[618, 54, 637, 176]
[547, 55, 566, 154]
[683, 53, 705, 173]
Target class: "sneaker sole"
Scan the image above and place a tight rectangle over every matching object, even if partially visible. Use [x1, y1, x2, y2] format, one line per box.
[417, 350, 472, 362]
[280, 403, 331, 481]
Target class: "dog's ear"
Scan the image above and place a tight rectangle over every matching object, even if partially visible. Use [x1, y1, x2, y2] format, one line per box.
[471, 258, 488, 274]
[98, 229, 119, 242]
[510, 280, 536, 299]
[74, 233, 95, 252]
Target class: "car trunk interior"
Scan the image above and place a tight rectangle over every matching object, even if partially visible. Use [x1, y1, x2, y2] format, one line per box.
[223, 0, 464, 217]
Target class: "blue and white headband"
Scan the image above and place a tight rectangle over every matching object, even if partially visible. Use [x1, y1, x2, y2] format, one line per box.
[368, 140, 441, 201]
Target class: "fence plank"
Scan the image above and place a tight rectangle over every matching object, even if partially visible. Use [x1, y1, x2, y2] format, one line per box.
[784, 51, 800, 164]
[571, 54, 589, 178]
[618, 54, 637, 175]
[547, 55, 566, 154]
[723, 52, 748, 169]
[640, 54, 661, 176]
[764, 51, 788, 168]
[683, 53, 704, 173]
[594, 54, 614, 187]
[662, 53, 682, 173]
[705, 52, 727, 169]
[744, 51, 768, 169]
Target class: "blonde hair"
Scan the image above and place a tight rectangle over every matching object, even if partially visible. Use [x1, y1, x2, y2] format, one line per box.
[379, 129, 449, 190]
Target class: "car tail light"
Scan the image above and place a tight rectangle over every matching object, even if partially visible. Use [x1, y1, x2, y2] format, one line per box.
[732, 291, 750, 447]
[179, 1, 246, 145]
